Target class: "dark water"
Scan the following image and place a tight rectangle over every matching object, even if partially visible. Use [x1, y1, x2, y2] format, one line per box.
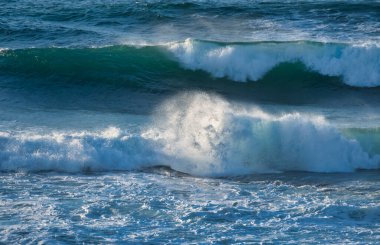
[0, 0, 380, 243]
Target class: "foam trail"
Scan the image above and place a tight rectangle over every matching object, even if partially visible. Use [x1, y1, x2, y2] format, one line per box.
[168, 39, 380, 87]
[0, 128, 163, 172]
[0, 93, 379, 176]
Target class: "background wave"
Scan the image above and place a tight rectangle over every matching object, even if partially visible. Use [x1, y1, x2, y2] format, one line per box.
[1, 40, 380, 111]
[2, 40, 380, 87]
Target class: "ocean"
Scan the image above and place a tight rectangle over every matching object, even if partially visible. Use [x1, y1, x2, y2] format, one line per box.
[1, 0, 380, 243]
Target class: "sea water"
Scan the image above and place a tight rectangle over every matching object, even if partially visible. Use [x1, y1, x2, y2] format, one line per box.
[1, 0, 380, 243]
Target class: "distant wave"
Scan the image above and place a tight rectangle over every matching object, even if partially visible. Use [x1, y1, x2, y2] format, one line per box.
[0, 93, 379, 176]
[1, 39, 380, 88]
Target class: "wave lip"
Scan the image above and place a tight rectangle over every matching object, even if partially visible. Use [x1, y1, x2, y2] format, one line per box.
[0, 93, 379, 176]
[167, 39, 380, 87]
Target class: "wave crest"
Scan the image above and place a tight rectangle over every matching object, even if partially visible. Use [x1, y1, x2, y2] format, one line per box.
[168, 39, 380, 87]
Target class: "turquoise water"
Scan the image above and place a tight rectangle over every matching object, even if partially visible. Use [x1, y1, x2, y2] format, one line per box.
[1, 0, 380, 243]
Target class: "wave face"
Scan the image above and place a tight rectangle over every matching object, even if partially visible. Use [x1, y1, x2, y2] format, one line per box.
[1, 93, 379, 176]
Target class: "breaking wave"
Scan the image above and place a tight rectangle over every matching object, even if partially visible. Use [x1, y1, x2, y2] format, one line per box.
[168, 39, 380, 87]
[1, 39, 380, 89]
[0, 93, 379, 176]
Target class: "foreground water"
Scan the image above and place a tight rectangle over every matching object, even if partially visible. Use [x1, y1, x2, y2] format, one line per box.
[1, 0, 380, 243]
[1, 170, 380, 243]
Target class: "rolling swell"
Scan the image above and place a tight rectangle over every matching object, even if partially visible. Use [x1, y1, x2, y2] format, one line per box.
[1, 40, 380, 110]
[1, 40, 380, 88]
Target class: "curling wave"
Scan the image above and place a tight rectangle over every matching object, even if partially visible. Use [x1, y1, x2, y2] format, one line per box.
[1, 40, 380, 89]
[0, 93, 379, 176]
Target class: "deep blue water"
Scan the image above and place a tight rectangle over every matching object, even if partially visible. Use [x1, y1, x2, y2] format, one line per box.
[1, 0, 380, 243]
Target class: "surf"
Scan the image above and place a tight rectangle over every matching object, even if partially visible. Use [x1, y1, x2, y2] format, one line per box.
[0, 93, 378, 176]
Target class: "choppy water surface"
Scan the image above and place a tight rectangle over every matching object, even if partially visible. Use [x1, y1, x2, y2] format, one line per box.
[1, 170, 380, 243]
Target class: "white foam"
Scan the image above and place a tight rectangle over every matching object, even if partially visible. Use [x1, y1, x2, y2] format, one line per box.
[167, 39, 380, 87]
[0, 93, 378, 176]
[0, 128, 160, 172]
[147, 93, 380, 176]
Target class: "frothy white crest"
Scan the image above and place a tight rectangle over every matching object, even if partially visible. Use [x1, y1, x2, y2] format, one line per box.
[0, 94, 379, 176]
[147, 92, 379, 176]
[167, 39, 380, 87]
[0, 48, 8, 54]
[0, 127, 161, 172]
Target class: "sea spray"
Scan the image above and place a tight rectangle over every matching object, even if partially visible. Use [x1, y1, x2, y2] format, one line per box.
[148, 92, 380, 175]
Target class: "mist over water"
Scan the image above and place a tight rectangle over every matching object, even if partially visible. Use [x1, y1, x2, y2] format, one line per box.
[1, 0, 380, 243]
